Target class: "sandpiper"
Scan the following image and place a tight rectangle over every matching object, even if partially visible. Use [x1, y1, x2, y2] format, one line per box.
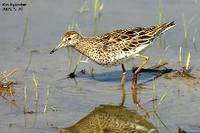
[50, 21, 175, 92]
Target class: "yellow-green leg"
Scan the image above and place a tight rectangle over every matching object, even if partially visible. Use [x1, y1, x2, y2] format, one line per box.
[120, 64, 126, 106]
[134, 54, 149, 75]
[132, 54, 149, 85]
[131, 54, 150, 118]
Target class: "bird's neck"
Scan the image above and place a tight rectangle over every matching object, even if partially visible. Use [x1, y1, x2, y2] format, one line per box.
[74, 37, 95, 58]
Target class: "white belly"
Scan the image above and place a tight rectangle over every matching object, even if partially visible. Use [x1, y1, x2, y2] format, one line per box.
[104, 43, 151, 67]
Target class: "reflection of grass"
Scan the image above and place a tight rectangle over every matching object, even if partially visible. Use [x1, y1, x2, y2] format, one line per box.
[32, 73, 39, 101]
[23, 86, 28, 113]
[152, 80, 157, 109]
[192, 29, 198, 52]
[151, 81, 171, 132]
[152, 80, 169, 110]
[155, 90, 169, 110]
[16, 16, 28, 50]
[152, 111, 170, 132]
[25, 50, 40, 72]
[23, 74, 51, 114]
[179, 46, 182, 64]
[43, 86, 50, 113]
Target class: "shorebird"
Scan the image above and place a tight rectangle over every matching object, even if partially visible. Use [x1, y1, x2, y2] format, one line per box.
[50, 22, 175, 102]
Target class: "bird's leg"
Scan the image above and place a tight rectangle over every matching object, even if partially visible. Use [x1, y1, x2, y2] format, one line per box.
[130, 54, 150, 118]
[121, 64, 126, 86]
[68, 64, 78, 78]
[134, 54, 149, 75]
[120, 64, 126, 106]
[132, 54, 149, 86]
[68, 54, 83, 78]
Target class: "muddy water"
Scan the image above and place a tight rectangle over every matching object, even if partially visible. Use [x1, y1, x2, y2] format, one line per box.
[0, 0, 200, 133]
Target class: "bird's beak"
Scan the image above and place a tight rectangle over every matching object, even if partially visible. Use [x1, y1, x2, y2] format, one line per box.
[50, 43, 63, 54]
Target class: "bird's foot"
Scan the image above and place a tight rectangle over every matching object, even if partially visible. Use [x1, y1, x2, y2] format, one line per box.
[67, 72, 77, 78]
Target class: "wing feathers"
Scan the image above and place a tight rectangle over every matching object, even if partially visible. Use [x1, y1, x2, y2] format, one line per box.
[97, 22, 175, 52]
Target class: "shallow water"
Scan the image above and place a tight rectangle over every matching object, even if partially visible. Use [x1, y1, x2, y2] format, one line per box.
[0, 0, 200, 133]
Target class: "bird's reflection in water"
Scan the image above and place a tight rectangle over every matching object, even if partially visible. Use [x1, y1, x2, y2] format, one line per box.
[131, 77, 150, 118]
[60, 105, 159, 133]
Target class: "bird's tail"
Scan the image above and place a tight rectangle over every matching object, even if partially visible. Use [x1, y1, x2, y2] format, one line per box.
[154, 21, 176, 36]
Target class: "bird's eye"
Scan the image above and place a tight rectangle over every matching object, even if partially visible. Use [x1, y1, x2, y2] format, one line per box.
[68, 38, 71, 40]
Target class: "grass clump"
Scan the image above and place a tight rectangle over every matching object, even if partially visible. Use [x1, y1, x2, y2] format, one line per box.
[0, 69, 16, 97]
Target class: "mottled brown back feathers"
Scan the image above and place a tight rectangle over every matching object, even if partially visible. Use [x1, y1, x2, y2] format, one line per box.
[97, 21, 175, 53]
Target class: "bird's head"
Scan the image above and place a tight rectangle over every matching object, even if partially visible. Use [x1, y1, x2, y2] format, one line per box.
[50, 31, 81, 54]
